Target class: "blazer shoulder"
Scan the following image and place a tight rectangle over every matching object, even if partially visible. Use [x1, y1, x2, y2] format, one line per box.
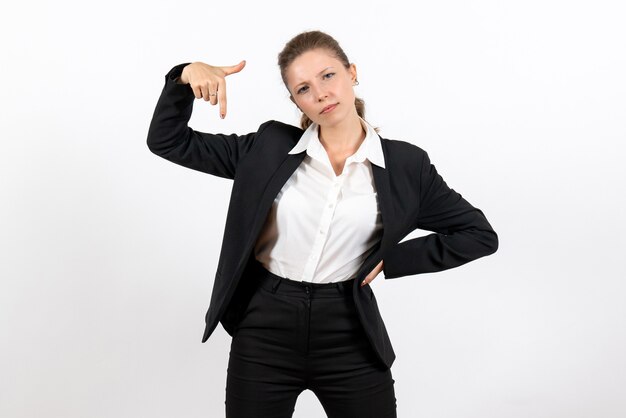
[245, 119, 305, 156]
[378, 135, 429, 164]
[254, 119, 305, 149]
[261, 119, 303, 137]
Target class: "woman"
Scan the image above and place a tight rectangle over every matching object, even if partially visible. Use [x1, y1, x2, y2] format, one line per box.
[147, 30, 498, 418]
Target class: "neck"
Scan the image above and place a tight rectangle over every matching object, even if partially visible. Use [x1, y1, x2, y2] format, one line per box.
[318, 113, 365, 155]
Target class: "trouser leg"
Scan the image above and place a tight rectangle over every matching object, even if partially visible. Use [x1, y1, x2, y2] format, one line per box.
[307, 287, 398, 418]
[225, 275, 306, 418]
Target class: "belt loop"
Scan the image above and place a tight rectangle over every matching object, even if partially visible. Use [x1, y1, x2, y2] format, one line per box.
[335, 282, 344, 294]
[271, 277, 281, 293]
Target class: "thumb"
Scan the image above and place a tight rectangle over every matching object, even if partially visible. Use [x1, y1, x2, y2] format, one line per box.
[221, 60, 246, 76]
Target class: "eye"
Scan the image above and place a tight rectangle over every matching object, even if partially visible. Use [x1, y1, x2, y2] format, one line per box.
[323, 72, 335, 79]
[297, 85, 308, 95]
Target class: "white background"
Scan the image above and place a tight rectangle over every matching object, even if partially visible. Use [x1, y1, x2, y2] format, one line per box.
[2, 0, 625, 417]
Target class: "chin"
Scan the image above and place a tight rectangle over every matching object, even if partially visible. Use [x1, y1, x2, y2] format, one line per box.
[322, 111, 347, 126]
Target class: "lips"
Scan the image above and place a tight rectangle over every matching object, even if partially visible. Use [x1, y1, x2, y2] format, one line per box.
[320, 103, 337, 114]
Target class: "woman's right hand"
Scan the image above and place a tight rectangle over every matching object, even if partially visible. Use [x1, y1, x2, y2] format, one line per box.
[179, 60, 246, 119]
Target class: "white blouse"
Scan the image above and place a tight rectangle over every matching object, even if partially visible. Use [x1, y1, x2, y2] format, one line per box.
[253, 116, 386, 283]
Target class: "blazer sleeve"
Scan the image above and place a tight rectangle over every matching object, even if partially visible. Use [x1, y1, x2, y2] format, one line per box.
[146, 62, 272, 180]
[382, 150, 499, 279]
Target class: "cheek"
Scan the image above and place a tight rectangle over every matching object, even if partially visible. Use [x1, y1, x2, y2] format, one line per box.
[300, 98, 316, 110]
[344, 82, 355, 96]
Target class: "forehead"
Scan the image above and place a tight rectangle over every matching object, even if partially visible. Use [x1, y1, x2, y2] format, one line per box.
[286, 49, 343, 86]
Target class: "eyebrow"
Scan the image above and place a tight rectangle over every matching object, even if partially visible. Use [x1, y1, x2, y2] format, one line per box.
[293, 67, 334, 90]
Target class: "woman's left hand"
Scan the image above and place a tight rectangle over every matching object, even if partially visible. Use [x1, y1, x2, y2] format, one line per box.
[361, 260, 384, 286]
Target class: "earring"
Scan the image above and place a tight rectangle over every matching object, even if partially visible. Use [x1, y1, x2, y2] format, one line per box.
[353, 79, 359, 86]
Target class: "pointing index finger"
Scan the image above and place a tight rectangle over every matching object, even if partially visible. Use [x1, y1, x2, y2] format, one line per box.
[218, 79, 227, 118]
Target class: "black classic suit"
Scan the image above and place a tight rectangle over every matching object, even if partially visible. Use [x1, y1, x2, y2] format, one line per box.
[147, 63, 499, 370]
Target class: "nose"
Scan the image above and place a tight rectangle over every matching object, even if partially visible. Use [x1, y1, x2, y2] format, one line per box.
[313, 85, 328, 101]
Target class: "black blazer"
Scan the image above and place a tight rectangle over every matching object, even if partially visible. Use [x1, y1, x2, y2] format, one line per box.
[147, 63, 499, 369]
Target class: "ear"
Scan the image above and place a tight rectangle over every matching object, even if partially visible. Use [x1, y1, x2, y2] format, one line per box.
[349, 63, 357, 83]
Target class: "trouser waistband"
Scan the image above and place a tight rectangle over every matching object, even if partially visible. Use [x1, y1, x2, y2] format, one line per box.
[248, 258, 355, 297]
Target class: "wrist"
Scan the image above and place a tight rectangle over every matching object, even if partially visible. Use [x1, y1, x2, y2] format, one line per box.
[179, 64, 190, 84]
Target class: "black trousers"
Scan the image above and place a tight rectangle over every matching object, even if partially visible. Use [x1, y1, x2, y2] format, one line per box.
[225, 259, 397, 418]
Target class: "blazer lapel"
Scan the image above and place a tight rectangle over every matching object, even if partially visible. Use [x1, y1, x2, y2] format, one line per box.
[372, 161, 394, 250]
[242, 152, 307, 260]
[352, 161, 395, 280]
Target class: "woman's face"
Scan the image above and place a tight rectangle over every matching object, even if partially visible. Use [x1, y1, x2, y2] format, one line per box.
[285, 48, 357, 128]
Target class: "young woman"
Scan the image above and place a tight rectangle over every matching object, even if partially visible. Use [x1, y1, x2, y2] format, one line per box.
[147, 30, 498, 418]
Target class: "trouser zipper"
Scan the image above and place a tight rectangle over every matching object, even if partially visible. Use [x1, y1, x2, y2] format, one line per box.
[304, 285, 311, 354]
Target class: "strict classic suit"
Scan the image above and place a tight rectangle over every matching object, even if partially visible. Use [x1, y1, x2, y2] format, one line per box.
[147, 63, 499, 370]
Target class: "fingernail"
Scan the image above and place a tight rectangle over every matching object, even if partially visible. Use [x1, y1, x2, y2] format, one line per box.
[221, 113, 225, 119]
